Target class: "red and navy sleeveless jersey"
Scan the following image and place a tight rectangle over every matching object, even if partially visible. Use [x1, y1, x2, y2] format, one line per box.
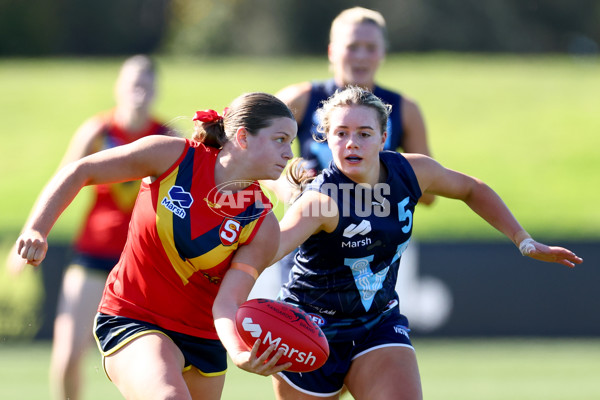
[74, 110, 170, 258]
[98, 139, 272, 339]
[298, 79, 403, 172]
[280, 151, 421, 319]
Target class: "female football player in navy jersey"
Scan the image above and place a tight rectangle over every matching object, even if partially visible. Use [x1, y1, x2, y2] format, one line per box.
[15, 92, 297, 399]
[256, 6, 433, 302]
[271, 86, 582, 400]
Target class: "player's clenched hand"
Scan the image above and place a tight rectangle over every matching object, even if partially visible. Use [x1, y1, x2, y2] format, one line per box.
[231, 339, 292, 376]
[522, 239, 583, 268]
[16, 230, 48, 267]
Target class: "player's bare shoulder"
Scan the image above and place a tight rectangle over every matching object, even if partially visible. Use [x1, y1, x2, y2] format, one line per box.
[276, 81, 312, 122]
[401, 95, 427, 129]
[402, 153, 441, 173]
[401, 95, 423, 117]
[402, 153, 445, 190]
[60, 115, 111, 163]
[130, 135, 187, 182]
[136, 134, 185, 153]
[72, 115, 107, 143]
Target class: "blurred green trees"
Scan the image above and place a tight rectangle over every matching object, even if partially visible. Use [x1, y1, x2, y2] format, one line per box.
[1, 0, 598, 56]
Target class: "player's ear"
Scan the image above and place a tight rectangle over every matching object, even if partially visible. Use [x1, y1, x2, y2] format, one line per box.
[236, 127, 249, 149]
[327, 44, 334, 64]
[380, 131, 387, 151]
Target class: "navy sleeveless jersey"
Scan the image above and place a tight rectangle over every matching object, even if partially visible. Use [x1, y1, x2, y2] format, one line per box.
[298, 79, 404, 172]
[280, 151, 422, 318]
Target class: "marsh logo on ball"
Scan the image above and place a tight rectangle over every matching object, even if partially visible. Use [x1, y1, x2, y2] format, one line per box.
[235, 299, 330, 372]
[219, 218, 241, 246]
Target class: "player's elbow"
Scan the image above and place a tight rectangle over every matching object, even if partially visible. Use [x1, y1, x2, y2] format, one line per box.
[418, 193, 436, 206]
[463, 178, 494, 206]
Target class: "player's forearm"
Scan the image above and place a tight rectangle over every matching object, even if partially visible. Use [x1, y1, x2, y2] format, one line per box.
[24, 162, 88, 237]
[213, 298, 249, 357]
[213, 270, 256, 356]
[214, 317, 248, 356]
[463, 181, 526, 246]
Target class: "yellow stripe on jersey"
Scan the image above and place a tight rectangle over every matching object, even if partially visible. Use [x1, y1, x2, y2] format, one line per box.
[155, 167, 264, 286]
[109, 180, 142, 212]
[156, 166, 189, 283]
[239, 217, 260, 243]
[183, 216, 260, 270]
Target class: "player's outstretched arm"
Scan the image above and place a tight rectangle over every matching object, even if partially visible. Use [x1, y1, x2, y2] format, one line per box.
[6, 117, 107, 275]
[406, 153, 583, 268]
[15, 136, 185, 267]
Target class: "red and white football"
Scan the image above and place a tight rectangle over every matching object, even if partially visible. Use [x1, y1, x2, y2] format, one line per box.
[235, 298, 329, 372]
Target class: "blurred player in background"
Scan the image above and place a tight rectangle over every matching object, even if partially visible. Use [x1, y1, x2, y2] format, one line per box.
[15, 92, 297, 399]
[270, 86, 583, 400]
[276, 6, 433, 194]
[254, 6, 434, 300]
[7, 54, 173, 400]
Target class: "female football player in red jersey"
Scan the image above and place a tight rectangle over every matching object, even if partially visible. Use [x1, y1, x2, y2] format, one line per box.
[7, 54, 174, 400]
[15, 92, 297, 399]
[270, 86, 582, 400]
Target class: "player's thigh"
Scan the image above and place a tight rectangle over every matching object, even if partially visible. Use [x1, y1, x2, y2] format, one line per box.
[57, 264, 106, 319]
[345, 346, 422, 400]
[272, 374, 340, 400]
[105, 332, 190, 399]
[184, 367, 225, 400]
[54, 265, 107, 349]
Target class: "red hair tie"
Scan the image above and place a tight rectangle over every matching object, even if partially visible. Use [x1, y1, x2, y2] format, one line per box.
[193, 109, 223, 123]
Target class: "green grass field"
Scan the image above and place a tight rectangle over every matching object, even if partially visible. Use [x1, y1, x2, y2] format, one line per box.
[1, 54, 599, 242]
[0, 55, 598, 399]
[1, 339, 599, 399]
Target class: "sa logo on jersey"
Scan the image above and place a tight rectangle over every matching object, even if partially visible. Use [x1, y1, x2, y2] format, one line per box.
[219, 218, 241, 246]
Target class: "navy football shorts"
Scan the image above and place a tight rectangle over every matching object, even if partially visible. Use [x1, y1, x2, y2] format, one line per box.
[71, 252, 119, 274]
[277, 305, 413, 397]
[94, 313, 227, 377]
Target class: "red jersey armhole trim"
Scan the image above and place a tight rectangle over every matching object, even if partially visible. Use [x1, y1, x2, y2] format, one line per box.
[140, 138, 192, 189]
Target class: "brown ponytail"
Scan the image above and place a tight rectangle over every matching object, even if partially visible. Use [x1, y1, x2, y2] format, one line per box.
[192, 92, 294, 149]
[286, 157, 315, 193]
[192, 119, 226, 148]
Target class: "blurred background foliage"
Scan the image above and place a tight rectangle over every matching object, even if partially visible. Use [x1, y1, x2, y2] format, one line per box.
[1, 0, 599, 56]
